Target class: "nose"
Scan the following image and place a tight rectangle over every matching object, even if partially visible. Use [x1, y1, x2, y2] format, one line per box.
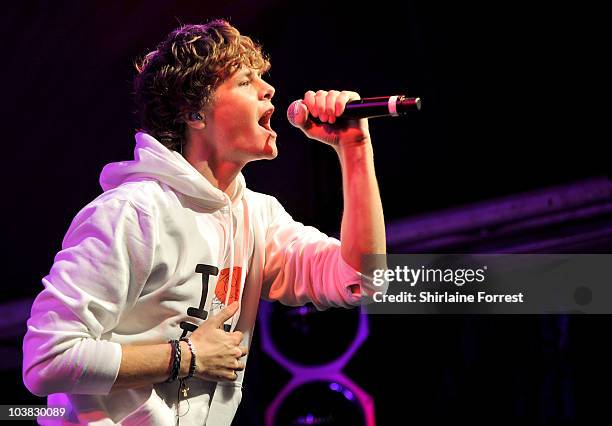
[262, 81, 275, 100]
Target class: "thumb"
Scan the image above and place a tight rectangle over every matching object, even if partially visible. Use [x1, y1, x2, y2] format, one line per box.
[287, 100, 311, 129]
[209, 301, 239, 328]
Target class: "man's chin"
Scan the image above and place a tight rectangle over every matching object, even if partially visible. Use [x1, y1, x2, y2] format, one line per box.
[261, 148, 278, 160]
[262, 136, 278, 159]
[243, 144, 277, 162]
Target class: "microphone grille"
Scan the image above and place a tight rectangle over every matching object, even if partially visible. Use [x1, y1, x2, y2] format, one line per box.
[286, 100, 302, 126]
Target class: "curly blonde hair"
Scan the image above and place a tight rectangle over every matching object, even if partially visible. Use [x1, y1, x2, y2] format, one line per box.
[133, 20, 270, 152]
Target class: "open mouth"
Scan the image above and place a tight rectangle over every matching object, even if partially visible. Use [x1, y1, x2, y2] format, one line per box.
[258, 108, 277, 137]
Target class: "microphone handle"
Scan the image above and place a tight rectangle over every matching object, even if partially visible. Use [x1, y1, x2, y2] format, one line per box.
[342, 96, 421, 119]
[305, 96, 421, 123]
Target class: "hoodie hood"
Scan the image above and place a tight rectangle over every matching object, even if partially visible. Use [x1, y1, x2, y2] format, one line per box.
[100, 132, 245, 211]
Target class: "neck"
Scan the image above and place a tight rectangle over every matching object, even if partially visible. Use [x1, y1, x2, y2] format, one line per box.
[184, 134, 244, 195]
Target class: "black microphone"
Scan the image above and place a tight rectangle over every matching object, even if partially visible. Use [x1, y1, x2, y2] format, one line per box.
[287, 95, 421, 126]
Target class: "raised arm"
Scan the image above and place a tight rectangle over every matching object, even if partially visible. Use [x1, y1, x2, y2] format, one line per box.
[290, 90, 386, 274]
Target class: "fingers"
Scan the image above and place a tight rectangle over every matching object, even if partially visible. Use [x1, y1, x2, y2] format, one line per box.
[302, 90, 360, 123]
[226, 369, 240, 381]
[326, 91, 340, 124]
[222, 354, 246, 381]
[232, 345, 248, 359]
[335, 91, 358, 116]
[233, 359, 246, 371]
[315, 90, 327, 121]
[230, 330, 243, 345]
[214, 341, 248, 382]
[222, 346, 247, 381]
[304, 90, 317, 117]
[209, 301, 239, 328]
[193, 314, 249, 383]
[239, 345, 248, 358]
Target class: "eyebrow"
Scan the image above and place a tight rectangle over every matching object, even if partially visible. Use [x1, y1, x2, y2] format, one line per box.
[241, 69, 263, 79]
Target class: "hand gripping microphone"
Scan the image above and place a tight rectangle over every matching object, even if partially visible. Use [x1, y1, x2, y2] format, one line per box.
[287, 95, 421, 125]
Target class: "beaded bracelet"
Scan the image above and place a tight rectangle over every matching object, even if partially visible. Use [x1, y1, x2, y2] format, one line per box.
[180, 337, 197, 378]
[165, 339, 181, 383]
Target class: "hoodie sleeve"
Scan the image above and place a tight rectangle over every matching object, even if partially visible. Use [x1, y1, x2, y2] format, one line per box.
[22, 198, 155, 397]
[260, 196, 375, 310]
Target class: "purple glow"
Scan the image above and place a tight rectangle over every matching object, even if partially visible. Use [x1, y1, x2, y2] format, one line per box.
[294, 413, 317, 425]
[342, 389, 355, 401]
[260, 301, 375, 426]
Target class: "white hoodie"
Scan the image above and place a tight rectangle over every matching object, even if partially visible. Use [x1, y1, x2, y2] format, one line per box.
[23, 132, 372, 425]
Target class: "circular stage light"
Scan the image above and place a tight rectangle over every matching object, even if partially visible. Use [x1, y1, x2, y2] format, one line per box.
[274, 380, 366, 426]
[268, 303, 360, 365]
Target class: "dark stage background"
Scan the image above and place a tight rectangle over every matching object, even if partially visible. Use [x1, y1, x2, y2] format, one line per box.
[2, 1, 610, 424]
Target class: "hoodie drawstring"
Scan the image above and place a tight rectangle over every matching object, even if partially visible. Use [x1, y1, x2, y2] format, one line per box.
[222, 194, 235, 332]
[221, 195, 251, 333]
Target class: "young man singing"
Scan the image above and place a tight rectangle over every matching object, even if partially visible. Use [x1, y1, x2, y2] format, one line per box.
[23, 19, 385, 425]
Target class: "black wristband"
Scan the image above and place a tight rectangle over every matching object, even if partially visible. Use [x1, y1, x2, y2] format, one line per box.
[165, 339, 181, 383]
